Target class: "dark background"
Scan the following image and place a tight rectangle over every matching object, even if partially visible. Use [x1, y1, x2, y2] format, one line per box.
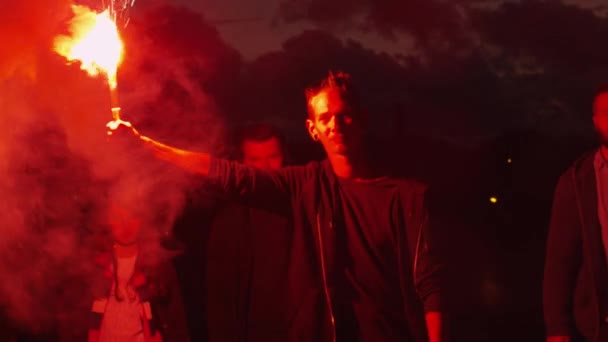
[4, 0, 608, 341]
[153, 2, 605, 340]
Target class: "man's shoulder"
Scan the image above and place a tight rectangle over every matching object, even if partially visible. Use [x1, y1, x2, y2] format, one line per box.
[387, 176, 428, 195]
[283, 160, 323, 176]
[305, 159, 325, 171]
[558, 149, 597, 182]
[571, 149, 596, 169]
[548, 150, 597, 198]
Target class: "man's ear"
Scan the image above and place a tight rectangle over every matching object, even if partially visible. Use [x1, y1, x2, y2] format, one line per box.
[306, 119, 319, 141]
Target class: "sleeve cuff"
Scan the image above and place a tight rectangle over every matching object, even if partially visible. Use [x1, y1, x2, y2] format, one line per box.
[423, 292, 442, 313]
[545, 324, 573, 337]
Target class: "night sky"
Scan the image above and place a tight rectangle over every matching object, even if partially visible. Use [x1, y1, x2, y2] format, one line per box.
[166, 0, 608, 60]
[120, 0, 608, 145]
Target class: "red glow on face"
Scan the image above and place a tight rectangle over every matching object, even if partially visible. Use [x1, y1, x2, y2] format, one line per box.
[306, 71, 364, 156]
[594, 93, 608, 142]
[310, 91, 329, 116]
[307, 88, 359, 156]
[242, 137, 284, 171]
[308, 88, 347, 118]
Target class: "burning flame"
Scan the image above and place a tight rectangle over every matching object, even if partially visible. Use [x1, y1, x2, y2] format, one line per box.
[53, 4, 136, 135]
[53, 5, 124, 89]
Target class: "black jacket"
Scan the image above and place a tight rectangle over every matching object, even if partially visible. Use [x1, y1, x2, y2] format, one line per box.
[209, 157, 443, 342]
[544, 150, 608, 341]
[206, 201, 290, 342]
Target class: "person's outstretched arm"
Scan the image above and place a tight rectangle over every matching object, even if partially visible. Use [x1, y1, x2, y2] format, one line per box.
[140, 135, 212, 175]
[133, 131, 317, 209]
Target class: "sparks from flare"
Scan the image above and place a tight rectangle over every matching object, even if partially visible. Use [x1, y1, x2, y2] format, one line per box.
[53, 4, 134, 134]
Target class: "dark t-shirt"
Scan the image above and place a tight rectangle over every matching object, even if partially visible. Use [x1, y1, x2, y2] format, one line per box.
[334, 177, 408, 341]
[208, 158, 441, 341]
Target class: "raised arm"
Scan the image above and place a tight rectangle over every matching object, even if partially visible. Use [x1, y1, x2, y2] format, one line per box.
[136, 132, 317, 209]
[140, 135, 212, 175]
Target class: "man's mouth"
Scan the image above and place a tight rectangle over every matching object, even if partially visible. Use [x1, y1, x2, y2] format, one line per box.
[116, 239, 138, 246]
[330, 134, 344, 143]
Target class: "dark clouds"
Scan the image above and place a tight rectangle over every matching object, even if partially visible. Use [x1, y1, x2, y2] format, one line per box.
[270, 0, 608, 138]
[119, 4, 242, 149]
[471, 1, 608, 135]
[102, 0, 608, 143]
[277, 0, 470, 48]
[225, 29, 507, 142]
[475, 1, 608, 68]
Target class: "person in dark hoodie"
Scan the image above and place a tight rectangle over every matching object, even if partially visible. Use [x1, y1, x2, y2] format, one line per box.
[544, 85, 608, 342]
[206, 123, 291, 342]
[118, 71, 445, 342]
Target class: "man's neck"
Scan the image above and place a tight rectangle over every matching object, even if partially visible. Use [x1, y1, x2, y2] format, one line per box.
[328, 152, 372, 180]
[601, 145, 608, 161]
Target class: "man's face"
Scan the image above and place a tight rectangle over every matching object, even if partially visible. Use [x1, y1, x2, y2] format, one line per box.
[594, 93, 608, 146]
[242, 136, 284, 171]
[306, 89, 364, 157]
[108, 207, 142, 246]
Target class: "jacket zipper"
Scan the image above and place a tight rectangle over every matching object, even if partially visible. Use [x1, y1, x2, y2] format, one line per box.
[316, 213, 336, 342]
[413, 214, 425, 286]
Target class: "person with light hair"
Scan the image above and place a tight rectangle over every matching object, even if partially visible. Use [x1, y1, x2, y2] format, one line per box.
[120, 71, 446, 341]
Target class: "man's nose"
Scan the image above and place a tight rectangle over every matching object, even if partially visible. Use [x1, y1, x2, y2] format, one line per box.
[328, 115, 341, 131]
